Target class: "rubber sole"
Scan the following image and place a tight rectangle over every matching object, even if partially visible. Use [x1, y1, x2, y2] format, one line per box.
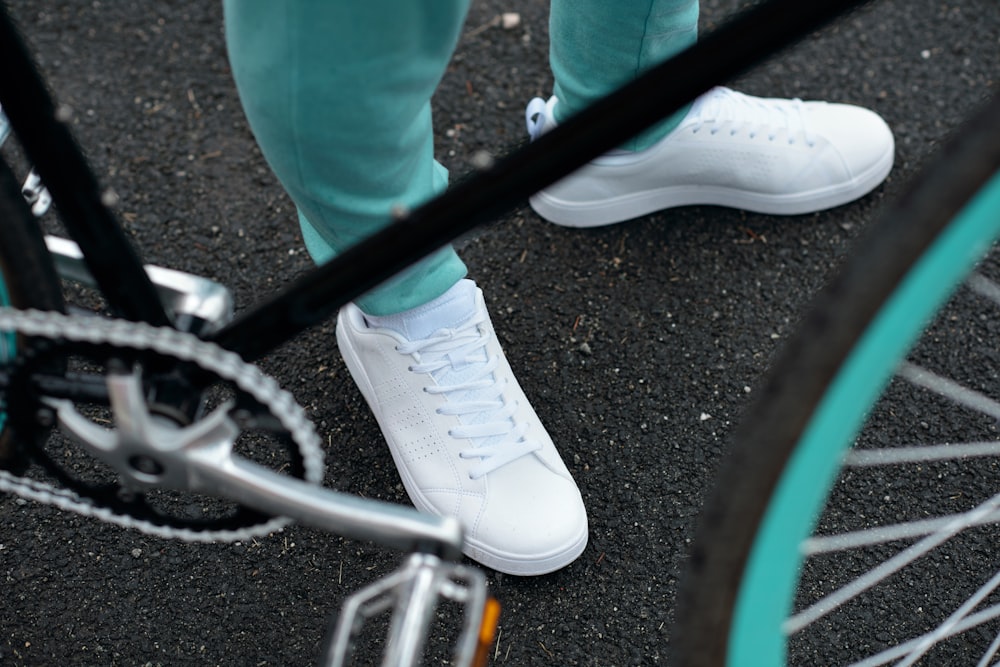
[530, 145, 895, 227]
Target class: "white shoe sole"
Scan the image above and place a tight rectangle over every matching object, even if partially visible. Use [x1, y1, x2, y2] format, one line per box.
[462, 522, 588, 576]
[530, 144, 895, 228]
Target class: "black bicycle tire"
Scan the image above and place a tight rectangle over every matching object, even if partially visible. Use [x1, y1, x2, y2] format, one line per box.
[0, 155, 65, 469]
[673, 92, 1000, 666]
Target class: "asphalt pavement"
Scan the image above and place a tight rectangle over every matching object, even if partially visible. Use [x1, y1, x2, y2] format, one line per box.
[0, 0, 998, 665]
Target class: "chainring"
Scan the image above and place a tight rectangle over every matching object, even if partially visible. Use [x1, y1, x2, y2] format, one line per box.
[0, 309, 324, 541]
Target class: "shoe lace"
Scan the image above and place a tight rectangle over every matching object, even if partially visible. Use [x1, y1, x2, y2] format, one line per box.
[397, 312, 540, 479]
[688, 86, 815, 146]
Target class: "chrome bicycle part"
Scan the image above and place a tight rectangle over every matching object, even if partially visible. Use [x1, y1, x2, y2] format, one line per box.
[45, 235, 234, 334]
[21, 167, 49, 216]
[0, 308, 464, 557]
[324, 552, 495, 667]
[0, 107, 51, 216]
[2, 306, 318, 539]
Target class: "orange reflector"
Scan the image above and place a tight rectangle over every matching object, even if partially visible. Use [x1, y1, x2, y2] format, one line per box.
[472, 597, 501, 667]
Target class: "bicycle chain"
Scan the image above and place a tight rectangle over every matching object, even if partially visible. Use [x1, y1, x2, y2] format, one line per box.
[0, 307, 325, 542]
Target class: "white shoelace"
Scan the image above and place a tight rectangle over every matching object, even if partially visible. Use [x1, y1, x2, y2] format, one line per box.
[687, 86, 815, 146]
[526, 87, 815, 147]
[397, 312, 540, 479]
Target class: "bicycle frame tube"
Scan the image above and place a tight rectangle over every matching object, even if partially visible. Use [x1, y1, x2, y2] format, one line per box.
[0, 4, 171, 327]
[0, 0, 869, 358]
[209, 0, 870, 362]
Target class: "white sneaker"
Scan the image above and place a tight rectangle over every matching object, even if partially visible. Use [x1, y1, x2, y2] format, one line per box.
[335, 279, 588, 575]
[525, 86, 895, 227]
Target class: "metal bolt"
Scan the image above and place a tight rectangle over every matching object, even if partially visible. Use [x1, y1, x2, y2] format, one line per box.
[128, 455, 165, 477]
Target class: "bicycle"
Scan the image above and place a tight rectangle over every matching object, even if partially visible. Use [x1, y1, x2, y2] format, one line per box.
[0, 0, 996, 664]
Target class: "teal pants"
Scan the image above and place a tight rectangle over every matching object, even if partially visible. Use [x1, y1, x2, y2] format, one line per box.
[223, 1, 699, 315]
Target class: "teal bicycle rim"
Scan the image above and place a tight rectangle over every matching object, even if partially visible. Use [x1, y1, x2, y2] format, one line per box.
[728, 170, 1000, 666]
[0, 274, 12, 433]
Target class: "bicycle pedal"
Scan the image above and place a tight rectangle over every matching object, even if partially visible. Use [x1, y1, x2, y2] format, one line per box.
[323, 553, 497, 667]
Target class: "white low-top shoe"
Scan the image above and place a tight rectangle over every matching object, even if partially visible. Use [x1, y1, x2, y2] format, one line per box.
[525, 86, 895, 227]
[336, 279, 588, 575]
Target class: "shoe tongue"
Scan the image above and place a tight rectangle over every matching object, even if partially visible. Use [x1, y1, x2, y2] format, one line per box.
[364, 279, 479, 342]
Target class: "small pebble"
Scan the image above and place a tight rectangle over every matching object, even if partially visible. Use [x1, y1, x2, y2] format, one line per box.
[501, 12, 520, 29]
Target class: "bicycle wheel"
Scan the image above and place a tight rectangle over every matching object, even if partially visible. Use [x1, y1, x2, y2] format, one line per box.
[675, 93, 1000, 666]
[0, 156, 65, 468]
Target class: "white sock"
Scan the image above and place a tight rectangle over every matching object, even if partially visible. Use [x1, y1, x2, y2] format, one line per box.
[362, 279, 479, 342]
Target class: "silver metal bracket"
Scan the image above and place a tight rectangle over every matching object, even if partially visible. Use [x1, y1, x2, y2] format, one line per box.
[45, 235, 234, 334]
[0, 106, 53, 217]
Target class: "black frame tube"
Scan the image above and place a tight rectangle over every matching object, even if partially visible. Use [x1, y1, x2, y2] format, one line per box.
[0, 4, 171, 327]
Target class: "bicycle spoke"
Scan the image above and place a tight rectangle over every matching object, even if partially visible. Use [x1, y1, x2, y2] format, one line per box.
[845, 441, 1000, 466]
[803, 508, 1000, 554]
[895, 569, 1000, 666]
[786, 490, 1000, 634]
[975, 628, 1000, 667]
[797, 436, 1000, 553]
[897, 362, 1000, 421]
[843, 604, 1000, 667]
[966, 272, 1000, 307]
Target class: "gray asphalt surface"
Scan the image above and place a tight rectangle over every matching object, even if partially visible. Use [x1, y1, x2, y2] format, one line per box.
[0, 0, 998, 665]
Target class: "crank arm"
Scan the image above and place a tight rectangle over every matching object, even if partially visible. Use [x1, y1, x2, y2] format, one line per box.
[44, 371, 464, 559]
